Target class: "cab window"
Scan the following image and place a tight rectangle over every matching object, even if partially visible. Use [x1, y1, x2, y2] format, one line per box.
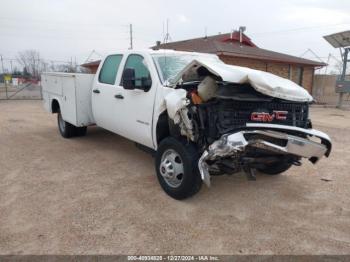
[98, 55, 123, 85]
[122, 54, 152, 89]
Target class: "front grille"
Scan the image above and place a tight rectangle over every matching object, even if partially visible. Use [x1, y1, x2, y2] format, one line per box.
[217, 100, 309, 132]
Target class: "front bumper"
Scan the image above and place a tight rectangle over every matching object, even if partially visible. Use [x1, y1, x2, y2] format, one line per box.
[198, 124, 332, 187]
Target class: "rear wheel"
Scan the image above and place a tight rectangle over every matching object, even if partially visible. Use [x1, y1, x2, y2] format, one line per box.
[57, 112, 87, 138]
[155, 137, 202, 200]
[258, 162, 292, 175]
[75, 126, 87, 137]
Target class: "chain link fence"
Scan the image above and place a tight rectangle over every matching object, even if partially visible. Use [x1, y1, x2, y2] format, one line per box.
[0, 79, 43, 100]
[0, 53, 87, 100]
[313, 74, 350, 107]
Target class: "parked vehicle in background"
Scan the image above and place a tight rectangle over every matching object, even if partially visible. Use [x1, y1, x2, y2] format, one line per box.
[42, 50, 332, 199]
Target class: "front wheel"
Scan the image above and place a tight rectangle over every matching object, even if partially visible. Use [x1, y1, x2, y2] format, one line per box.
[258, 162, 292, 175]
[155, 137, 202, 200]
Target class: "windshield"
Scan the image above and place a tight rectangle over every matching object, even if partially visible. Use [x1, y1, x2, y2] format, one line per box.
[152, 53, 220, 85]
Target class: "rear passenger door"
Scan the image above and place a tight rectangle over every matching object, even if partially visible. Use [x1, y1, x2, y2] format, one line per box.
[91, 54, 123, 132]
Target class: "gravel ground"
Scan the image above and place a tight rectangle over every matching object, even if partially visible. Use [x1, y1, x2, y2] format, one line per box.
[0, 100, 349, 255]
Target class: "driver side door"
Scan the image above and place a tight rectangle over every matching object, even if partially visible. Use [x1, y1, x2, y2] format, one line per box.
[115, 54, 157, 148]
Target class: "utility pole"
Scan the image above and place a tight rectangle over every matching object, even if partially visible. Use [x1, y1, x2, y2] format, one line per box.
[129, 24, 133, 50]
[0, 55, 4, 74]
[0, 55, 8, 99]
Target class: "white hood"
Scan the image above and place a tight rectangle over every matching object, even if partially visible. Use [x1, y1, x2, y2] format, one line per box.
[171, 59, 313, 102]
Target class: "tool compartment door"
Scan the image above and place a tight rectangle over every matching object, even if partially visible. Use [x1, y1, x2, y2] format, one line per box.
[61, 75, 77, 126]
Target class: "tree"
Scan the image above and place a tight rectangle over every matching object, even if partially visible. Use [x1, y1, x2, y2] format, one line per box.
[17, 50, 46, 79]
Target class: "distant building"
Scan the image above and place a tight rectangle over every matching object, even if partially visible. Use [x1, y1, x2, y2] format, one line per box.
[152, 31, 326, 93]
[81, 31, 325, 93]
[80, 60, 101, 74]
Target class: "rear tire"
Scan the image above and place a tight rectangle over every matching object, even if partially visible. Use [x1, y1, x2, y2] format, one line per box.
[258, 162, 292, 175]
[155, 137, 202, 200]
[75, 126, 87, 137]
[57, 112, 87, 138]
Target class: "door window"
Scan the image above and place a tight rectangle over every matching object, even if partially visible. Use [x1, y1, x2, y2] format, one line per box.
[122, 54, 152, 88]
[98, 55, 123, 85]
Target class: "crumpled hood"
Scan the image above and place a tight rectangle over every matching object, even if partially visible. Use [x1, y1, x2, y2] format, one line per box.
[170, 59, 313, 102]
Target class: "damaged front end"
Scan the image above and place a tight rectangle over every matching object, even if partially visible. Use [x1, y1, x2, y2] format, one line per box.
[198, 126, 331, 186]
[161, 55, 332, 187]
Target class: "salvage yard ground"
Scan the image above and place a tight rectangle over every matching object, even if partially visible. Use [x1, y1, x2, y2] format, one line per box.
[0, 100, 349, 255]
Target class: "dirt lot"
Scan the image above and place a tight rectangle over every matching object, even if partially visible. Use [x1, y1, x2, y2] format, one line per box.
[0, 100, 349, 255]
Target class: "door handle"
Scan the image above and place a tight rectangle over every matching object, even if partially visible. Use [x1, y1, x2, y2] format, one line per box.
[93, 89, 100, 94]
[114, 94, 124, 99]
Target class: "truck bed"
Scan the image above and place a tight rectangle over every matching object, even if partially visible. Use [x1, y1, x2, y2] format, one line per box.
[42, 72, 95, 127]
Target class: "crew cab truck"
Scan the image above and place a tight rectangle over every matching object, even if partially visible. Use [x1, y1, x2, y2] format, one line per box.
[42, 49, 332, 200]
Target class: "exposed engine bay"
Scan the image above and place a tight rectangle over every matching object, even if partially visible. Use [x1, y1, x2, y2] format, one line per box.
[164, 65, 332, 187]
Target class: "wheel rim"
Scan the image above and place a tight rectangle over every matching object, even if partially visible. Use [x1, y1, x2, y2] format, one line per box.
[58, 113, 65, 132]
[159, 149, 184, 188]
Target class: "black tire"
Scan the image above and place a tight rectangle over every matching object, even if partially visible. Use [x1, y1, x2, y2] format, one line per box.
[155, 137, 202, 200]
[75, 126, 87, 137]
[57, 112, 86, 138]
[258, 162, 292, 175]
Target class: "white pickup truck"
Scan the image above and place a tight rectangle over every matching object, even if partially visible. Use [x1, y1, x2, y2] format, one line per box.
[42, 49, 332, 199]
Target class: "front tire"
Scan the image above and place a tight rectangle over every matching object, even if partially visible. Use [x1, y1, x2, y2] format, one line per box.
[155, 137, 202, 200]
[258, 162, 292, 175]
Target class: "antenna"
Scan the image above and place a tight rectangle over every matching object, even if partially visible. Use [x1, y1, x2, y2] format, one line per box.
[84, 50, 103, 63]
[129, 24, 133, 50]
[300, 48, 325, 63]
[163, 19, 172, 43]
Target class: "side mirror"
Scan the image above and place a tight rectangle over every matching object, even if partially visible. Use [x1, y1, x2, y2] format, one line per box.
[122, 68, 135, 90]
[141, 77, 152, 92]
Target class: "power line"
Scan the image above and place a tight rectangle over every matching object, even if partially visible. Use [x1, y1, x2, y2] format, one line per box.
[0, 16, 127, 28]
[0, 31, 129, 41]
[84, 50, 103, 63]
[0, 56, 74, 64]
[299, 48, 343, 62]
[1, 15, 349, 40]
[251, 22, 350, 37]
